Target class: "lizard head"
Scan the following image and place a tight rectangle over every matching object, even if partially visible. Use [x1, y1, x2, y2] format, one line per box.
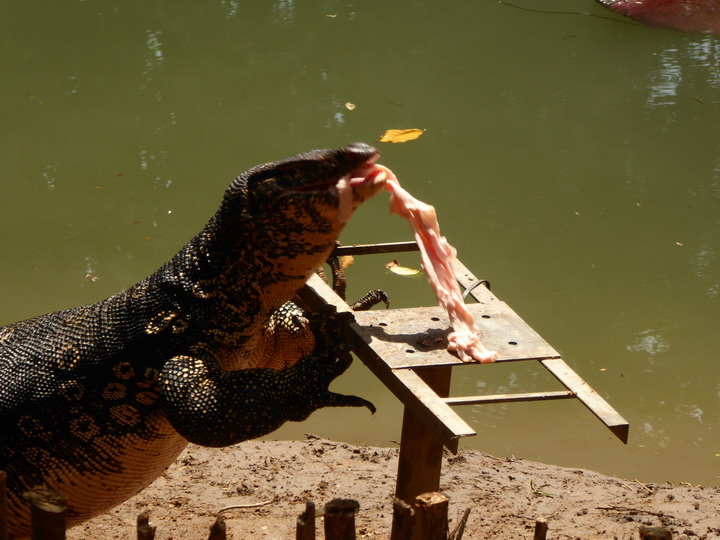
[235, 142, 392, 226]
[217, 142, 394, 268]
[208, 144, 395, 310]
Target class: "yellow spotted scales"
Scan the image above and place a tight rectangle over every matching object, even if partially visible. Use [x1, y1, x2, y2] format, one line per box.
[0, 144, 385, 538]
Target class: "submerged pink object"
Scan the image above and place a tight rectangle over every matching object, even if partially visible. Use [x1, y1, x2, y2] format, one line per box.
[597, 0, 720, 34]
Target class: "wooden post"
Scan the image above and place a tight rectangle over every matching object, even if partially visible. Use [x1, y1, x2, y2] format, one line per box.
[394, 366, 453, 507]
[207, 515, 226, 540]
[0, 471, 8, 540]
[533, 519, 548, 540]
[296, 501, 315, 540]
[23, 488, 66, 540]
[413, 492, 448, 540]
[137, 511, 156, 540]
[323, 499, 359, 540]
[390, 498, 413, 540]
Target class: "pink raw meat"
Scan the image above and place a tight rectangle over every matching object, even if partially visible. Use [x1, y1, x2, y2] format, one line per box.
[378, 168, 497, 364]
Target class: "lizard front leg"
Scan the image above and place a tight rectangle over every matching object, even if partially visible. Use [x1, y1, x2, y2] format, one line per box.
[159, 313, 374, 448]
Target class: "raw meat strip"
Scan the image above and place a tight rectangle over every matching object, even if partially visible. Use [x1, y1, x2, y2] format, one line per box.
[379, 168, 497, 363]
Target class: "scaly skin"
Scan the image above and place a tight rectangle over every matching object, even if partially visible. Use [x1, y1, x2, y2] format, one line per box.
[0, 143, 385, 538]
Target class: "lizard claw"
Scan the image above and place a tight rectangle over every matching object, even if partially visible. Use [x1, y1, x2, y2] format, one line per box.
[322, 392, 376, 414]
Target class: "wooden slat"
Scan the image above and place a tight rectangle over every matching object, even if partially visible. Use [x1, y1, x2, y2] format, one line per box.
[332, 241, 419, 256]
[540, 358, 629, 443]
[444, 391, 574, 406]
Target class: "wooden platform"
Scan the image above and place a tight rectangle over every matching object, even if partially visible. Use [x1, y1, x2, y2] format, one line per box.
[298, 241, 629, 512]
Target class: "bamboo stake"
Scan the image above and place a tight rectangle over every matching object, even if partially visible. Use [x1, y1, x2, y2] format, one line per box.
[639, 526, 672, 540]
[0, 471, 7, 540]
[296, 501, 316, 540]
[137, 511, 156, 540]
[207, 515, 226, 540]
[533, 519, 548, 540]
[413, 492, 448, 540]
[390, 498, 413, 540]
[323, 499, 359, 540]
[23, 488, 66, 540]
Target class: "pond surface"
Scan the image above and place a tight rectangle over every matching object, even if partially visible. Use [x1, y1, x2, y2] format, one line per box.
[1, 1, 718, 486]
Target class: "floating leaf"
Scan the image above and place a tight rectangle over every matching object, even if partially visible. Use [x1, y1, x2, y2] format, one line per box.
[386, 259, 421, 276]
[378, 128, 425, 143]
[345, 102, 356, 111]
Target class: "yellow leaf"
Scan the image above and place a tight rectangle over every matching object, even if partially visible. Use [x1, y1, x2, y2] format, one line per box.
[345, 102, 356, 111]
[390, 266, 421, 276]
[339, 255, 354, 269]
[378, 129, 425, 143]
[386, 260, 421, 276]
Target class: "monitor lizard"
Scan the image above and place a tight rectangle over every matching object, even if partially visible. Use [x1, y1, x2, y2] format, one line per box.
[0, 143, 388, 537]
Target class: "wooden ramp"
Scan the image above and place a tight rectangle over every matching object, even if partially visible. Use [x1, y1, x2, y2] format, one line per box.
[298, 241, 629, 510]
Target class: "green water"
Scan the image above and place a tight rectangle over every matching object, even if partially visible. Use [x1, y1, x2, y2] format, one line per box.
[1, 1, 718, 486]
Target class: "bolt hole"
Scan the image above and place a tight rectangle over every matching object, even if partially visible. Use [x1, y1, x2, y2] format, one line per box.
[508, 341, 518, 346]
[481, 315, 492, 319]
[379, 322, 388, 327]
[406, 349, 415, 354]
[430, 317, 440, 322]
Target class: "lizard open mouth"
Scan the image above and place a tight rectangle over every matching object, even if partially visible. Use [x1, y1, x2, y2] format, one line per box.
[333, 161, 396, 224]
[287, 157, 393, 193]
[284, 155, 397, 224]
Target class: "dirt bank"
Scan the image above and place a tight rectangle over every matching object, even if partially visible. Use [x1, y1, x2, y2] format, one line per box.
[68, 437, 719, 539]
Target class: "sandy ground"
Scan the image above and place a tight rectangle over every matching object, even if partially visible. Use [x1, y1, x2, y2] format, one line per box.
[67, 437, 720, 539]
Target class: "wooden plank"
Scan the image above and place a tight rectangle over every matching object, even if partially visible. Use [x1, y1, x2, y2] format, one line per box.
[540, 358, 629, 443]
[443, 391, 574, 406]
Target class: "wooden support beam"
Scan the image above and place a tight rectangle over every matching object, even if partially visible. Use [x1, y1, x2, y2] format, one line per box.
[395, 367, 454, 507]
